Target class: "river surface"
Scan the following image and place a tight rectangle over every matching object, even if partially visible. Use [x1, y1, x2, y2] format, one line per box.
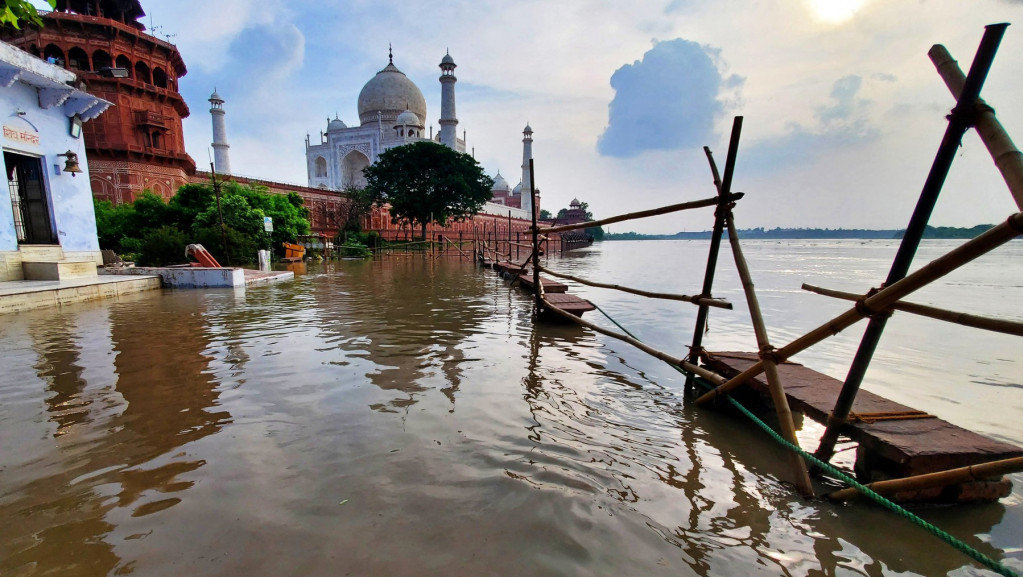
[1, 239, 1020, 576]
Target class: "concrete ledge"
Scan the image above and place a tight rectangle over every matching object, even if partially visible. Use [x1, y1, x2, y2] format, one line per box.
[0, 275, 161, 314]
[104, 266, 246, 288]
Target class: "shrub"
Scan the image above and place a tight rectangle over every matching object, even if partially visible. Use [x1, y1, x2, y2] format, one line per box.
[137, 226, 190, 266]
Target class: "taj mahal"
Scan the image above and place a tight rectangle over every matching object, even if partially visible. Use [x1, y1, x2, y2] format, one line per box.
[303, 48, 537, 219]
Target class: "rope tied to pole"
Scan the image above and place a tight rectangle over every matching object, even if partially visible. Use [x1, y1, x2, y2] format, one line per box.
[854, 288, 894, 320]
[758, 345, 783, 365]
[589, 304, 1021, 577]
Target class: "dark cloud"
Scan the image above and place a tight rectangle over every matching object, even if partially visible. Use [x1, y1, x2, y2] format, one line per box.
[597, 38, 743, 158]
[743, 75, 877, 174]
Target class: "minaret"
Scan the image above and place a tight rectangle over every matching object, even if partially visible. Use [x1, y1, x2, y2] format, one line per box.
[209, 89, 231, 175]
[438, 50, 458, 149]
[520, 123, 534, 216]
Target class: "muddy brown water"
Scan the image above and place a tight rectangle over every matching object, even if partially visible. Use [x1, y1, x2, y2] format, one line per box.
[1, 240, 1020, 576]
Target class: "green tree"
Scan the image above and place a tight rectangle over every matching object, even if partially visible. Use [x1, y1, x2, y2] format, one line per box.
[93, 180, 311, 266]
[1, 0, 54, 29]
[539, 209, 553, 220]
[364, 141, 494, 240]
[330, 186, 375, 241]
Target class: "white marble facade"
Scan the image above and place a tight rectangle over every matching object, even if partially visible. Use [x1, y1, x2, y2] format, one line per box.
[306, 50, 464, 191]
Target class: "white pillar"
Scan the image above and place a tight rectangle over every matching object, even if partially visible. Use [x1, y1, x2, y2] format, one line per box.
[438, 51, 458, 150]
[209, 89, 231, 175]
[520, 124, 534, 216]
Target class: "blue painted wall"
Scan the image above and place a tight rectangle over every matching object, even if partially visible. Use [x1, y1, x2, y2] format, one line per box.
[1, 79, 100, 253]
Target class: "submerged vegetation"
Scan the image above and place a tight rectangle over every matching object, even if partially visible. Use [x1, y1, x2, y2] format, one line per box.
[94, 181, 310, 266]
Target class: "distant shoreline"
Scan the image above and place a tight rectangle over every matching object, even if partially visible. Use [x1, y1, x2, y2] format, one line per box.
[604, 224, 997, 241]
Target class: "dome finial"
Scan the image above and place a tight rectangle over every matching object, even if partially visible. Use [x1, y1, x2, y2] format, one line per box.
[389, 43, 393, 65]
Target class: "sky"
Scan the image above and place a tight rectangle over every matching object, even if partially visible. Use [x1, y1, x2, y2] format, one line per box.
[37, 0, 1023, 233]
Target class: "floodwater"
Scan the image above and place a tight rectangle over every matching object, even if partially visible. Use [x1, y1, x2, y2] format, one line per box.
[1, 239, 1020, 577]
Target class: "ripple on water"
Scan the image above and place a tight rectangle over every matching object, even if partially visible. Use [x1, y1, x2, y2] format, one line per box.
[0, 249, 1020, 576]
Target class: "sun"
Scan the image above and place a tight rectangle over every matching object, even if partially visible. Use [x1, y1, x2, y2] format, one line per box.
[808, 0, 868, 24]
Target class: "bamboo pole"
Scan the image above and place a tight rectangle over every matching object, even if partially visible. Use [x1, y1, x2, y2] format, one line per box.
[529, 159, 542, 312]
[724, 210, 814, 496]
[444, 237, 469, 259]
[537, 193, 743, 235]
[696, 211, 1023, 405]
[815, 24, 1011, 466]
[802, 283, 1023, 338]
[826, 456, 1023, 502]
[540, 296, 729, 386]
[688, 122, 743, 394]
[929, 44, 1023, 210]
[536, 264, 733, 310]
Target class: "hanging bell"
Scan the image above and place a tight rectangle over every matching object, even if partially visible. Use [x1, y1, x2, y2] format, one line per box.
[59, 150, 83, 177]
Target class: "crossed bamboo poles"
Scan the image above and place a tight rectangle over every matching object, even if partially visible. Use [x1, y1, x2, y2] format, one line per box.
[517, 24, 1023, 498]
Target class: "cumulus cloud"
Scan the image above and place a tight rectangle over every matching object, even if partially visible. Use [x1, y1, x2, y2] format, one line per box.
[226, 23, 305, 81]
[743, 75, 878, 173]
[597, 38, 743, 158]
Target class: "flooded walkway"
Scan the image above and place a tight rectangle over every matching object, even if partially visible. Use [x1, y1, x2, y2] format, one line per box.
[1, 251, 1019, 576]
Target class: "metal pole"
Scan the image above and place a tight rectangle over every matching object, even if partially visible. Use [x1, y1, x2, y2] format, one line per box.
[814, 24, 1008, 464]
[209, 162, 231, 266]
[685, 116, 743, 394]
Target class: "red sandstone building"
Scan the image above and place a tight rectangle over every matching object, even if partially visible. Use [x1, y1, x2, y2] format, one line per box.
[1, 0, 194, 204]
[1, 1, 545, 244]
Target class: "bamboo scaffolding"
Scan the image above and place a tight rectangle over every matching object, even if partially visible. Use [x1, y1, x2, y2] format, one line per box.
[802, 283, 1023, 338]
[814, 24, 1011, 466]
[540, 296, 730, 386]
[686, 123, 745, 393]
[930, 44, 1023, 210]
[723, 208, 814, 496]
[536, 193, 743, 235]
[826, 456, 1023, 502]
[695, 211, 1023, 405]
[443, 237, 469, 259]
[536, 265, 733, 310]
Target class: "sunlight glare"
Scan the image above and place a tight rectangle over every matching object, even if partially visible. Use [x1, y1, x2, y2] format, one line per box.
[808, 0, 867, 24]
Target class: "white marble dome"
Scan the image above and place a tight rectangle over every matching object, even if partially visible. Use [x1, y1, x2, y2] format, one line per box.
[395, 109, 421, 127]
[358, 61, 427, 127]
[491, 172, 510, 192]
[328, 116, 347, 131]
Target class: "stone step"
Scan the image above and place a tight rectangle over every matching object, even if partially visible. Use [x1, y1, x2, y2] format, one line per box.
[16, 244, 64, 261]
[22, 260, 98, 281]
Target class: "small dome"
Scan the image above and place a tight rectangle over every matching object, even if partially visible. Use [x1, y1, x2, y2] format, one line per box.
[395, 109, 421, 127]
[209, 89, 223, 102]
[523, 123, 533, 134]
[491, 171, 510, 192]
[512, 181, 522, 195]
[328, 116, 347, 131]
[570, 198, 581, 207]
[440, 51, 455, 66]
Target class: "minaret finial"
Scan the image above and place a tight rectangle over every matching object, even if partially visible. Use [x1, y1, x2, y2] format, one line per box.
[389, 43, 393, 65]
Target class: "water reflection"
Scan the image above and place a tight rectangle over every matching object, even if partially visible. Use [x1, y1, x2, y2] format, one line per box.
[0, 244, 1018, 577]
[0, 298, 229, 577]
[306, 256, 494, 414]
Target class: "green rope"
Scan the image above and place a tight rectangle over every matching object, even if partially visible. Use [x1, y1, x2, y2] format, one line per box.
[591, 304, 1020, 577]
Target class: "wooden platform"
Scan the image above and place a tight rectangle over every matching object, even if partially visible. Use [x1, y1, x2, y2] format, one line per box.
[701, 351, 1023, 501]
[494, 260, 525, 274]
[543, 293, 596, 316]
[516, 273, 568, 293]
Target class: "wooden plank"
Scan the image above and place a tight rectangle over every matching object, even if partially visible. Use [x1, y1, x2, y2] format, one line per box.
[700, 351, 1023, 478]
[544, 293, 595, 315]
[517, 273, 568, 293]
